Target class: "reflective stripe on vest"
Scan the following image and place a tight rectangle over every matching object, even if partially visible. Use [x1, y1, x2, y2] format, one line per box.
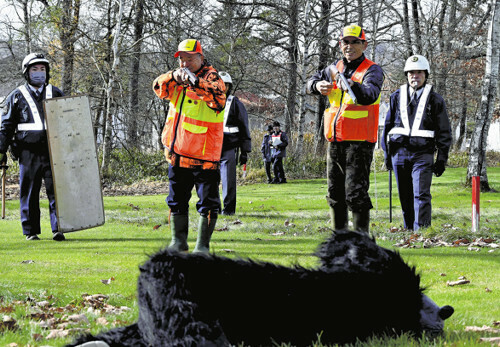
[161, 86, 223, 162]
[324, 59, 380, 142]
[222, 95, 239, 133]
[388, 84, 434, 138]
[17, 85, 53, 131]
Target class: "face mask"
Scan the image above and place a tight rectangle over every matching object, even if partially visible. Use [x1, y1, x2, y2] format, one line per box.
[29, 71, 46, 86]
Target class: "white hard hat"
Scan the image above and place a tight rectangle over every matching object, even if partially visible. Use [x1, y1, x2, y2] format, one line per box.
[404, 55, 430, 74]
[22, 53, 50, 74]
[219, 71, 232, 84]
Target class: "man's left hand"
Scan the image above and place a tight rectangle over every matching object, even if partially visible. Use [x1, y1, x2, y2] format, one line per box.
[433, 160, 446, 177]
[239, 152, 248, 165]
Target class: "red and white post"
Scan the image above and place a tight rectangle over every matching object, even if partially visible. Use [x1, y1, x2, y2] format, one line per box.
[472, 176, 480, 232]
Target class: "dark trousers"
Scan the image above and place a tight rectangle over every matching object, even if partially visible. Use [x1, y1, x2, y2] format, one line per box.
[167, 165, 221, 216]
[264, 161, 272, 182]
[326, 141, 374, 212]
[391, 147, 433, 230]
[220, 148, 237, 214]
[19, 148, 58, 235]
[272, 157, 286, 182]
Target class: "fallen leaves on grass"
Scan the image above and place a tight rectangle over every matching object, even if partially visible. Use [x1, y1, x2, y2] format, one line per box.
[0, 316, 18, 332]
[465, 325, 500, 333]
[393, 234, 499, 250]
[21, 260, 35, 264]
[447, 279, 471, 287]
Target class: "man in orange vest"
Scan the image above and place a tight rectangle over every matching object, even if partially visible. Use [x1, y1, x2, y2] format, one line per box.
[153, 39, 226, 253]
[306, 24, 384, 233]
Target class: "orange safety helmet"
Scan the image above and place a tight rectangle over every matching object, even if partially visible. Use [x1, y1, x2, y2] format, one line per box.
[340, 24, 366, 41]
[174, 39, 203, 58]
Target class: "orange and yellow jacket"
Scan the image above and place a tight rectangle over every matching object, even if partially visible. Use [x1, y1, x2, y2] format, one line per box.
[153, 62, 226, 169]
[306, 55, 384, 143]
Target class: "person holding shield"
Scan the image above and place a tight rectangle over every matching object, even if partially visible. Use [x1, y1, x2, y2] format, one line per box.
[0, 53, 65, 241]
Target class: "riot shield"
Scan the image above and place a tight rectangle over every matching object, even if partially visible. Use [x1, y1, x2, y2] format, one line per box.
[44, 95, 105, 232]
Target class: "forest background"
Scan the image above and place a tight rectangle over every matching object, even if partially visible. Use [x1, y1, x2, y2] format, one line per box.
[0, 0, 499, 191]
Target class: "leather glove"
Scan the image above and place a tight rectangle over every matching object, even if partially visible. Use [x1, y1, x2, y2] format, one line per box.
[433, 160, 446, 177]
[0, 153, 7, 166]
[239, 152, 248, 165]
[384, 155, 392, 171]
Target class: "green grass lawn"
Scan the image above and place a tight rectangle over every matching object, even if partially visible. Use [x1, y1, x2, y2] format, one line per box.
[0, 167, 498, 346]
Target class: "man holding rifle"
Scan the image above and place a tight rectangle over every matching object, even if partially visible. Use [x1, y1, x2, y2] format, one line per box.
[306, 24, 384, 233]
[381, 55, 451, 231]
[0, 53, 65, 241]
[153, 39, 226, 253]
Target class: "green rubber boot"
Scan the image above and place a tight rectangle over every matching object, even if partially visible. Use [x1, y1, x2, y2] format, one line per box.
[329, 206, 348, 230]
[193, 214, 217, 253]
[168, 214, 189, 252]
[352, 209, 370, 233]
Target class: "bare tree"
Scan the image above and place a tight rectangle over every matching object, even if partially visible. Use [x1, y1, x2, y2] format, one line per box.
[466, 0, 500, 191]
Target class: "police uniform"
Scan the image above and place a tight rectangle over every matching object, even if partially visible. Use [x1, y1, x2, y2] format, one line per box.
[307, 53, 384, 231]
[0, 83, 64, 237]
[220, 95, 251, 215]
[270, 128, 288, 183]
[382, 84, 451, 230]
[261, 126, 274, 183]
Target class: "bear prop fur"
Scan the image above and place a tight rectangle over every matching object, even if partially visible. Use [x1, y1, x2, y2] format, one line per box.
[68, 230, 453, 346]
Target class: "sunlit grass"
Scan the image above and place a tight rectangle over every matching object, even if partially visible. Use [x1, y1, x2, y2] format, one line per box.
[0, 167, 498, 346]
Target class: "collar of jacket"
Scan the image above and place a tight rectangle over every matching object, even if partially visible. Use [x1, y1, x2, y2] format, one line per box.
[341, 54, 366, 76]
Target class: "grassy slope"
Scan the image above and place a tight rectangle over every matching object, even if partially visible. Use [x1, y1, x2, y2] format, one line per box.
[0, 167, 498, 346]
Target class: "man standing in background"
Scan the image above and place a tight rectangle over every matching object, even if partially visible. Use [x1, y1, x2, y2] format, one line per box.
[219, 71, 252, 216]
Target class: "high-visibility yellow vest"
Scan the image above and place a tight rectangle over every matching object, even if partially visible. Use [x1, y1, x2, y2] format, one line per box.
[324, 59, 381, 143]
[161, 86, 223, 165]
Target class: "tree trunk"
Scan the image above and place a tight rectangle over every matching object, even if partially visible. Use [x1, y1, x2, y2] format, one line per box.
[314, 0, 331, 153]
[284, 0, 299, 134]
[466, 0, 500, 192]
[455, 77, 467, 151]
[296, 0, 310, 158]
[401, 0, 413, 56]
[60, 0, 80, 95]
[101, 0, 124, 176]
[127, 0, 144, 149]
[411, 0, 422, 53]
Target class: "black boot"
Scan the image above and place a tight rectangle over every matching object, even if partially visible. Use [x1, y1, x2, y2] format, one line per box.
[329, 206, 348, 230]
[168, 214, 189, 252]
[352, 209, 370, 233]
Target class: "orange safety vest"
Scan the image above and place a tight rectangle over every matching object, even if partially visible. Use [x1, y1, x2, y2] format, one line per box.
[324, 59, 381, 143]
[161, 86, 223, 169]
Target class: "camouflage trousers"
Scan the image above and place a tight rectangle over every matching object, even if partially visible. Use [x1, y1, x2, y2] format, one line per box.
[326, 141, 375, 212]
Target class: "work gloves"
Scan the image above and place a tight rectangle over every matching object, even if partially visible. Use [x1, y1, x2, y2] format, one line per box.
[239, 152, 248, 165]
[0, 153, 7, 166]
[433, 160, 446, 177]
[384, 155, 392, 171]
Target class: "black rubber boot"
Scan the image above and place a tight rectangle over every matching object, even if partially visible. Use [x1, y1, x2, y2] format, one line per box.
[352, 209, 370, 233]
[329, 206, 348, 230]
[193, 213, 217, 253]
[168, 214, 189, 252]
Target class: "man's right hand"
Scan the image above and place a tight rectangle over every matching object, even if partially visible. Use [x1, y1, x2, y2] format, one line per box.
[0, 153, 7, 166]
[316, 81, 333, 96]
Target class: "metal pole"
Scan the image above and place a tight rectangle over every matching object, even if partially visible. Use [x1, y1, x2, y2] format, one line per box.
[472, 176, 480, 232]
[1, 165, 7, 219]
[389, 169, 392, 223]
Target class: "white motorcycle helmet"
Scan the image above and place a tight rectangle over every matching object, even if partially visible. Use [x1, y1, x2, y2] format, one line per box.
[220, 71, 233, 94]
[404, 55, 430, 75]
[22, 52, 50, 83]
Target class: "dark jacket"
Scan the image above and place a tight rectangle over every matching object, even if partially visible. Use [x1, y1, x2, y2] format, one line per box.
[270, 130, 288, 158]
[261, 133, 273, 162]
[381, 84, 452, 163]
[306, 54, 384, 106]
[0, 83, 64, 154]
[222, 96, 252, 153]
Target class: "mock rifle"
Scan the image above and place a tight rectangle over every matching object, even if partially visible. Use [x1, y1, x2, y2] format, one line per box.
[182, 67, 198, 85]
[330, 65, 357, 104]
